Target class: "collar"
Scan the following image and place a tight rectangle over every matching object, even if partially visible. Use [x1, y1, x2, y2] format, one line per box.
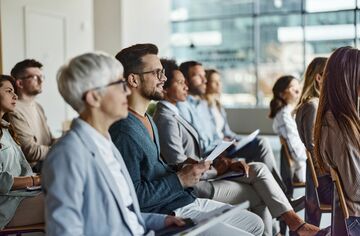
[76, 118, 112, 152]
[160, 101, 179, 116]
[187, 95, 202, 106]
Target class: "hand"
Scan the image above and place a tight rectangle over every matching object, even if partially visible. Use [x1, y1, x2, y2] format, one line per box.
[230, 160, 249, 177]
[32, 175, 41, 186]
[164, 215, 186, 227]
[183, 157, 199, 165]
[213, 157, 232, 176]
[177, 161, 211, 188]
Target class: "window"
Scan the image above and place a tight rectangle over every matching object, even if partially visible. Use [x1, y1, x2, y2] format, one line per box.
[171, 0, 359, 107]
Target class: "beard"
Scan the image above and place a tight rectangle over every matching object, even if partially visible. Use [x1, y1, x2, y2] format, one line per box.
[140, 87, 164, 101]
[188, 85, 205, 96]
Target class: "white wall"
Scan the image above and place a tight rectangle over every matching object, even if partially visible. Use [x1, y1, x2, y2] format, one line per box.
[94, 0, 171, 56]
[0, 0, 94, 136]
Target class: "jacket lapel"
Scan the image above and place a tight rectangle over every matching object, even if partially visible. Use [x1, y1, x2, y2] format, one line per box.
[71, 119, 142, 231]
[159, 103, 203, 158]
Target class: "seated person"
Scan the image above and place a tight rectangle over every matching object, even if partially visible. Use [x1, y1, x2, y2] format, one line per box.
[0, 75, 43, 229]
[314, 46, 360, 236]
[294, 57, 332, 226]
[9, 59, 55, 172]
[153, 59, 320, 236]
[269, 75, 307, 183]
[177, 61, 287, 197]
[110, 43, 265, 235]
[42, 52, 184, 235]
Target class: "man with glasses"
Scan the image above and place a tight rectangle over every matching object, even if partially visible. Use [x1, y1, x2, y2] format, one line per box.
[9, 59, 54, 172]
[109, 43, 264, 235]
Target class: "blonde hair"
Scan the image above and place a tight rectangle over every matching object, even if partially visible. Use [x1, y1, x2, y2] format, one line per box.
[294, 57, 327, 113]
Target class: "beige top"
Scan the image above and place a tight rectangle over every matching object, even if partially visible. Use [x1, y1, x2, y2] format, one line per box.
[8, 100, 53, 165]
[320, 111, 360, 216]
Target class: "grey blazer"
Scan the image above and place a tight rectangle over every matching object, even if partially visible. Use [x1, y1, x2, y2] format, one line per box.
[42, 118, 166, 236]
[153, 102, 202, 164]
[153, 103, 214, 198]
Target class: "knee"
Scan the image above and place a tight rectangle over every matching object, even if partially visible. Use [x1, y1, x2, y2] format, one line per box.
[250, 213, 265, 236]
[249, 162, 271, 178]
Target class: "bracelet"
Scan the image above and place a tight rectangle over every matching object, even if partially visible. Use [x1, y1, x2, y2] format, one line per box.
[30, 176, 35, 187]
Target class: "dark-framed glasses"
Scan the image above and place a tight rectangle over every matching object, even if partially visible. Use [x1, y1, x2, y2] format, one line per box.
[82, 79, 128, 100]
[134, 68, 165, 80]
[20, 75, 45, 81]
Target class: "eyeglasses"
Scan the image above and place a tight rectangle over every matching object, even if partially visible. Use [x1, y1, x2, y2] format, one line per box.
[134, 68, 165, 80]
[82, 79, 128, 100]
[92, 79, 128, 92]
[20, 75, 45, 81]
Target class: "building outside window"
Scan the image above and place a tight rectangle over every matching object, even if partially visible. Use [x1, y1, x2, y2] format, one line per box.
[170, 0, 359, 107]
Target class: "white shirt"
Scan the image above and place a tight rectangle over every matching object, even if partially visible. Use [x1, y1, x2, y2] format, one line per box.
[272, 105, 307, 162]
[79, 119, 145, 235]
[209, 105, 225, 139]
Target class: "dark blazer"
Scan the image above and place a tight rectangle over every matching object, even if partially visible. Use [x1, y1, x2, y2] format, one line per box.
[109, 112, 195, 214]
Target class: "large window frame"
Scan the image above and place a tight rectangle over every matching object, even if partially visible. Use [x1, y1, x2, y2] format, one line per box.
[170, 0, 360, 107]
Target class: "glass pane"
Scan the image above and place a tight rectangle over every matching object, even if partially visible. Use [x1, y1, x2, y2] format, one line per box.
[171, 0, 254, 21]
[306, 0, 356, 12]
[259, 0, 302, 14]
[258, 14, 304, 107]
[305, 11, 355, 64]
[171, 17, 256, 107]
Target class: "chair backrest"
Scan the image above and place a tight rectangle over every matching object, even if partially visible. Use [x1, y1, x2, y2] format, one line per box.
[329, 167, 349, 236]
[0, 223, 45, 235]
[306, 151, 319, 188]
[279, 136, 305, 188]
[279, 136, 294, 167]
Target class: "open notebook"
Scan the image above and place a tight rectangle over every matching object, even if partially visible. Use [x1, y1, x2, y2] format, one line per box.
[155, 202, 251, 236]
[227, 129, 260, 156]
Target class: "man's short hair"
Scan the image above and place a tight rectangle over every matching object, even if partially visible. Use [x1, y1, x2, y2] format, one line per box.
[57, 52, 123, 113]
[115, 43, 158, 78]
[10, 59, 43, 79]
[179, 61, 202, 82]
[160, 58, 178, 89]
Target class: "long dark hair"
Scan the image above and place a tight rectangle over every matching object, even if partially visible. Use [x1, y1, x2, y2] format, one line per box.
[269, 75, 296, 118]
[0, 75, 19, 144]
[314, 46, 360, 172]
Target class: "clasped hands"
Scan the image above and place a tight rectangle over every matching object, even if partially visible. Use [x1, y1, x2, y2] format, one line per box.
[177, 156, 249, 188]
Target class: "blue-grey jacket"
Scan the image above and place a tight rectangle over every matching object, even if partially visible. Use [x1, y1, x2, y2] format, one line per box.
[42, 118, 166, 236]
[0, 120, 40, 229]
[109, 113, 195, 214]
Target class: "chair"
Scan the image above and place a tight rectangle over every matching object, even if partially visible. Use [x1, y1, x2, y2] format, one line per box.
[329, 167, 349, 236]
[305, 151, 331, 226]
[279, 136, 306, 188]
[0, 223, 45, 236]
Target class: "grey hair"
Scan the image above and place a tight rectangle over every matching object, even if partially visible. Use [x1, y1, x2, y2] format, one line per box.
[57, 51, 123, 113]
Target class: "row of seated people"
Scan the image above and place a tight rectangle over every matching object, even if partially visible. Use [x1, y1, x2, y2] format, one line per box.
[269, 46, 360, 236]
[0, 44, 358, 235]
[0, 46, 313, 236]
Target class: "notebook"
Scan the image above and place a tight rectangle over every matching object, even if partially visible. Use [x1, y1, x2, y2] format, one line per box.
[155, 202, 251, 236]
[227, 129, 260, 156]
